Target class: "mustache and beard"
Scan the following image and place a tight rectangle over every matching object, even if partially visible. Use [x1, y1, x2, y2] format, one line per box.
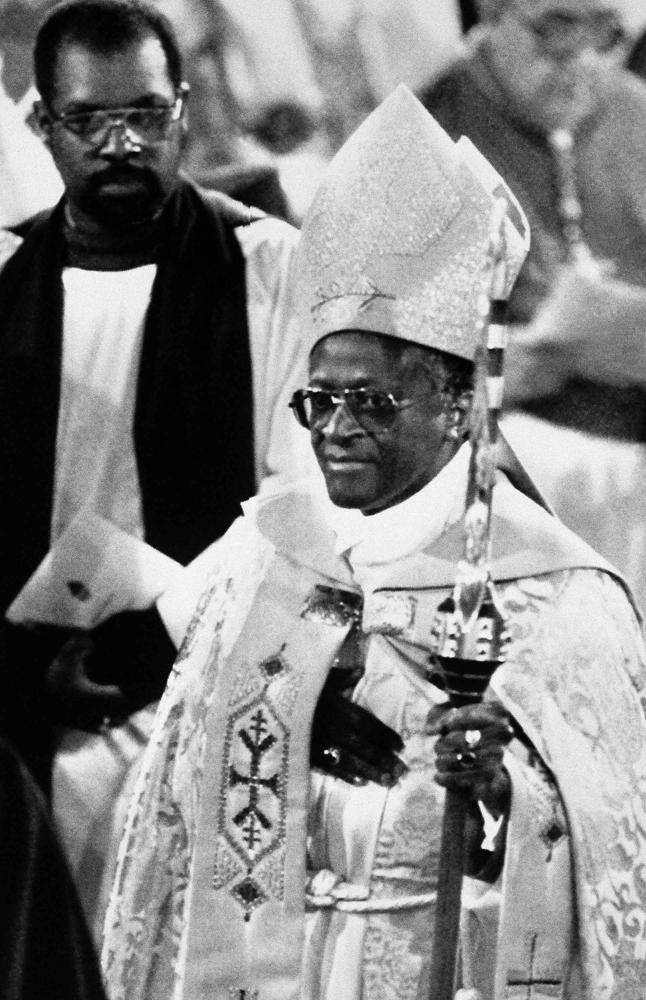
[78, 164, 167, 228]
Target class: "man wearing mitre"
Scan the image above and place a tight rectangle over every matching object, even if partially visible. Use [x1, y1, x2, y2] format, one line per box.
[102, 86, 646, 1000]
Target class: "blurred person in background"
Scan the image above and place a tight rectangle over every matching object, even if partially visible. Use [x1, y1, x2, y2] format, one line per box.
[190, 0, 465, 221]
[420, 0, 646, 616]
[0, 0, 64, 226]
[0, 65, 63, 226]
[0, 0, 308, 943]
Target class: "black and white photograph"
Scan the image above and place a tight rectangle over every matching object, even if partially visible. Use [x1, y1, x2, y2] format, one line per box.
[1, 2, 646, 997]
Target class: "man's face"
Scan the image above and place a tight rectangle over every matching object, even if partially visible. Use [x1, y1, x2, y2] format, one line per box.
[308, 331, 456, 515]
[487, 0, 625, 131]
[40, 35, 185, 231]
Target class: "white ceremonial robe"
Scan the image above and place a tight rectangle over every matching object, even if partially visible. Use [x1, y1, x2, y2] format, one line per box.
[102, 451, 646, 1000]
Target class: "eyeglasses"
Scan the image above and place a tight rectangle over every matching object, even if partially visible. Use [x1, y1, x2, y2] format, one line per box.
[47, 94, 185, 146]
[289, 387, 414, 433]
[520, 11, 626, 53]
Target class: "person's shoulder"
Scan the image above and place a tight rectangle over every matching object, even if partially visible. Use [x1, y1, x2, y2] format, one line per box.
[243, 478, 336, 554]
[593, 63, 646, 131]
[244, 478, 319, 526]
[196, 185, 264, 225]
[492, 478, 621, 573]
[417, 55, 481, 141]
[417, 56, 472, 110]
[0, 228, 22, 272]
[491, 478, 641, 618]
[0, 205, 59, 273]
[191, 162, 292, 221]
[234, 212, 299, 260]
[195, 182, 298, 260]
[606, 62, 646, 104]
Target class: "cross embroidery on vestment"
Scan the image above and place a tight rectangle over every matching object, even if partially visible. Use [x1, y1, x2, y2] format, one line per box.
[230, 709, 281, 853]
[505, 935, 563, 999]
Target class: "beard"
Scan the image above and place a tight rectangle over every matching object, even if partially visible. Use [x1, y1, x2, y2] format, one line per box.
[78, 165, 167, 229]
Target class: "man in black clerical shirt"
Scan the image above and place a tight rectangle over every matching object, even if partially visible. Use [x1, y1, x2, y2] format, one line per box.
[0, 0, 307, 937]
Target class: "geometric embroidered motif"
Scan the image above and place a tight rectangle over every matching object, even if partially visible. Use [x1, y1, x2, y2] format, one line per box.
[253, 852, 286, 902]
[260, 649, 290, 682]
[539, 820, 566, 859]
[212, 840, 242, 891]
[230, 875, 269, 919]
[216, 650, 298, 919]
[223, 698, 287, 865]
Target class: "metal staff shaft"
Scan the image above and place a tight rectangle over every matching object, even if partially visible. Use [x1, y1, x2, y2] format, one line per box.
[428, 199, 510, 1000]
[432, 792, 468, 999]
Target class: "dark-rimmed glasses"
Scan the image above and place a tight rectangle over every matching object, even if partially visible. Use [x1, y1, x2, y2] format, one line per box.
[289, 387, 414, 433]
[47, 93, 185, 146]
[520, 11, 626, 54]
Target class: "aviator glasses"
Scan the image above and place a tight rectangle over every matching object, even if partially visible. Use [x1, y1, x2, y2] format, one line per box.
[289, 387, 414, 433]
[47, 93, 185, 146]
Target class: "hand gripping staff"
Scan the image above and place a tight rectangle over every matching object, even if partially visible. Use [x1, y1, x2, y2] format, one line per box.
[428, 194, 520, 1000]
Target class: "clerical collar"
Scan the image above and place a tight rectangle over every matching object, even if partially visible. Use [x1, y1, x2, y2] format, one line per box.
[324, 442, 471, 566]
[63, 202, 166, 271]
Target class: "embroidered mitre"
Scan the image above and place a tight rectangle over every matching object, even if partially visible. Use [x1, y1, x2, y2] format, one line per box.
[295, 84, 529, 359]
[456, 135, 530, 300]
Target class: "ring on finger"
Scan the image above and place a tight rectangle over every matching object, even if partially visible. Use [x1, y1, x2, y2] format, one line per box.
[455, 750, 477, 768]
[322, 746, 342, 766]
[464, 729, 481, 747]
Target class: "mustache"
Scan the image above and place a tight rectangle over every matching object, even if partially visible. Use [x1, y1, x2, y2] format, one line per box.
[89, 165, 160, 194]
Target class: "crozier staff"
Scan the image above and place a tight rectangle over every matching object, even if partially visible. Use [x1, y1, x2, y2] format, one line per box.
[428, 186, 526, 1000]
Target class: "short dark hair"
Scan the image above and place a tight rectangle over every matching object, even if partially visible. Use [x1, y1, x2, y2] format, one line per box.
[34, 0, 183, 106]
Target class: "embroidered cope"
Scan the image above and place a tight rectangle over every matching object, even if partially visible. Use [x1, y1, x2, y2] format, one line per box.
[102, 465, 646, 1000]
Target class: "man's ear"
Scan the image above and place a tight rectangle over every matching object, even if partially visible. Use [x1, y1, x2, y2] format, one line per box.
[178, 81, 190, 152]
[455, 388, 474, 414]
[444, 389, 473, 442]
[33, 99, 53, 148]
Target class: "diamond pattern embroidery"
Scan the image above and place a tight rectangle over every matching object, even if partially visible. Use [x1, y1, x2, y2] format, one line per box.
[230, 875, 268, 919]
